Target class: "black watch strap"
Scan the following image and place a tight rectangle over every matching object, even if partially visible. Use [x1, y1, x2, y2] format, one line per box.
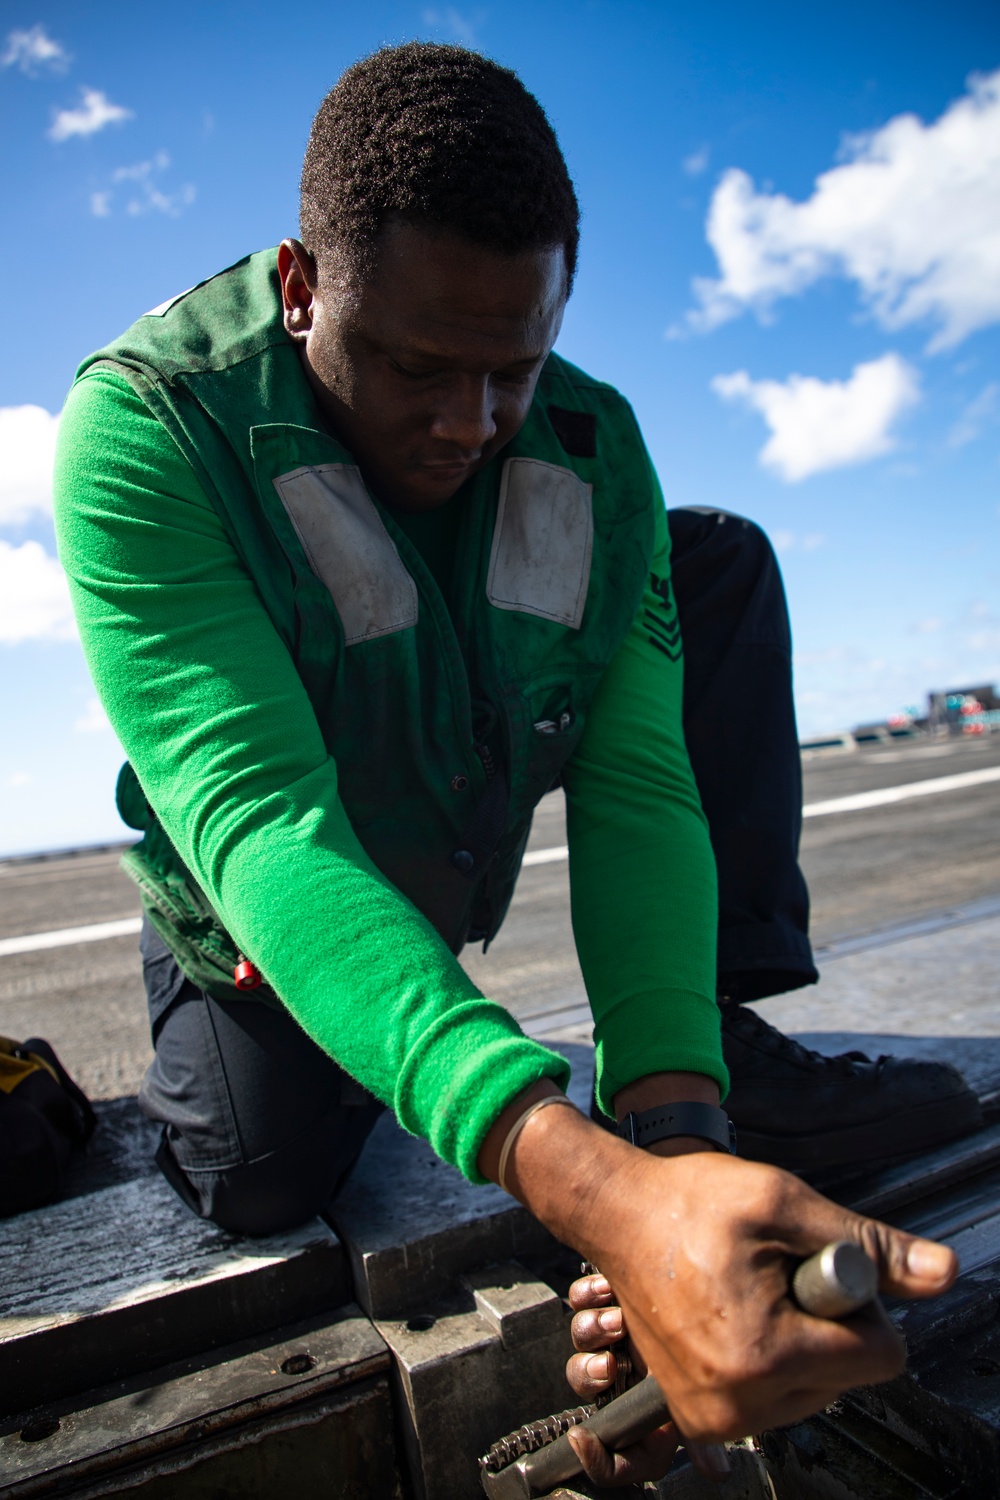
[617, 1102, 736, 1154]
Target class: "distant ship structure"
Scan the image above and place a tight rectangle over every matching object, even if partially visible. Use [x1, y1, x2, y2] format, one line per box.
[802, 681, 1000, 755]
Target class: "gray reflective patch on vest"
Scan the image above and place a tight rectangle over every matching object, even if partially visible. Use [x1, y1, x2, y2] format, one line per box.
[143, 287, 195, 317]
[486, 457, 593, 629]
[273, 464, 418, 645]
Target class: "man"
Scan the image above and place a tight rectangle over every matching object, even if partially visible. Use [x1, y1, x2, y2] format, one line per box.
[55, 42, 961, 1477]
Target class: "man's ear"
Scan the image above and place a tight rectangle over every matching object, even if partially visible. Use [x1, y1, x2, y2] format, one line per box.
[278, 239, 318, 337]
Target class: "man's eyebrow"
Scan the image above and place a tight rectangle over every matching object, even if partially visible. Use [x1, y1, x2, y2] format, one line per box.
[390, 343, 547, 369]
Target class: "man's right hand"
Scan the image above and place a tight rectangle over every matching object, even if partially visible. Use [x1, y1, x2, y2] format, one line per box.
[568, 1145, 956, 1442]
[479, 1087, 957, 1454]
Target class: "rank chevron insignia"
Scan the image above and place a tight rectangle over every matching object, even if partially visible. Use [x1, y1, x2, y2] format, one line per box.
[645, 573, 682, 661]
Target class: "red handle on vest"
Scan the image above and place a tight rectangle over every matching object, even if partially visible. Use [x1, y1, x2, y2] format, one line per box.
[234, 957, 262, 990]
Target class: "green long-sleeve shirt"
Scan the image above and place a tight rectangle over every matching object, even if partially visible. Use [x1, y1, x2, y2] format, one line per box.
[54, 366, 725, 1181]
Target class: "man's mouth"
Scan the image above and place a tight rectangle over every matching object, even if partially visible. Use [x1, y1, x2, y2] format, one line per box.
[411, 459, 479, 487]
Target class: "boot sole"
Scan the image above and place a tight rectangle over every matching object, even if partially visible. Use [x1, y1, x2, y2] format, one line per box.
[735, 1091, 984, 1172]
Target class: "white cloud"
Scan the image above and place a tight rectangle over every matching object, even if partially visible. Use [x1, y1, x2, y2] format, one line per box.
[0, 540, 75, 644]
[771, 530, 827, 553]
[421, 8, 483, 44]
[689, 70, 1000, 350]
[1, 24, 69, 75]
[0, 405, 60, 525]
[948, 382, 1000, 448]
[682, 144, 710, 176]
[7, 772, 33, 788]
[49, 86, 133, 142]
[712, 353, 920, 482]
[74, 697, 110, 734]
[94, 151, 195, 217]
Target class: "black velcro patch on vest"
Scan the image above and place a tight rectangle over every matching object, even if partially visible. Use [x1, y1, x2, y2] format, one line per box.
[547, 406, 597, 459]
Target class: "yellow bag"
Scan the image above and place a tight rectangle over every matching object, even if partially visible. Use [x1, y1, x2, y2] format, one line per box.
[0, 1035, 95, 1216]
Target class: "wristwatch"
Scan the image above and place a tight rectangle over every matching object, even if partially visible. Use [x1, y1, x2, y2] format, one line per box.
[616, 1101, 737, 1154]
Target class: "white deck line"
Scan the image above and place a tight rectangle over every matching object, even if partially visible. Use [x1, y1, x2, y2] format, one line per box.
[0, 916, 142, 958]
[2, 765, 997, 959]
[521, 844, 568, 867]
[801, 764, 1000, 818]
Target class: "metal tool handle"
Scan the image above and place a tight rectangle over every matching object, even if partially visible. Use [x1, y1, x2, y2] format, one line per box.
[792, 1239, 878, 1319]
[508, 1377, 668, 1497]
[482, 1239, 877, 1498]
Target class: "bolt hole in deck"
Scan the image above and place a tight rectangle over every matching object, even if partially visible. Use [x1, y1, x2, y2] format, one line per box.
[406, 1314, 437, 1332]
[19, 1416, 60, 1443]
[280, 1352, 315, 1375]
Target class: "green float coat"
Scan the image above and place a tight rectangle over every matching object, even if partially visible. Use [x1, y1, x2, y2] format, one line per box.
[54, 251, 725, 1181]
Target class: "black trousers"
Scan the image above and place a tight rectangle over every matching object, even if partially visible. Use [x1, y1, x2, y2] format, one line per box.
[138, 508, 817, 1233]
[669, 509, 817, 1002]
[138, 918, 385, 1235]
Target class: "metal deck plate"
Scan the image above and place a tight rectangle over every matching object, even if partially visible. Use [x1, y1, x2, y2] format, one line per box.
[0, 1173, 347, 1415]
[330, 1041, 594, 1321]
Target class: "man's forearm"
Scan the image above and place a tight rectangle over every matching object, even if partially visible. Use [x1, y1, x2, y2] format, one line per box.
[477, 1077, 637, 1261]
[476, 1068, 722, 1192]
[613, 1071, 719, 1117]
[476, 1072, 725, 1258]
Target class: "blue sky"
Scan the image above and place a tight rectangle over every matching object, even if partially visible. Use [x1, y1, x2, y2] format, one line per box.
[1, 0, 998, 855]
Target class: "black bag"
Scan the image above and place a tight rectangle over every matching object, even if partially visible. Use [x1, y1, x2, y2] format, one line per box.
[0, 1035, 96, 1216]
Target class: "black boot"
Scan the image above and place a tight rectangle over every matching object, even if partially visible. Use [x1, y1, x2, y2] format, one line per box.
[721, 1002, 983, 1172]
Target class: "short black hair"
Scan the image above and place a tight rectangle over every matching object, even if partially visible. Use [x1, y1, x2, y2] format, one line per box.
[300, 42, 579, 288]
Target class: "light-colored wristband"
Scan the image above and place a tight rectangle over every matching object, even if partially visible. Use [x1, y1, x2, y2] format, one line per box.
[497, 1093, 578, 1194]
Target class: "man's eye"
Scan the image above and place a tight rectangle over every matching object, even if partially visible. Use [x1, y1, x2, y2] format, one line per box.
[391, 360, 430, 379]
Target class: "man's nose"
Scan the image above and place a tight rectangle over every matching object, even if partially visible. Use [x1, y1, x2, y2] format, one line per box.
[429, 376, 497, 453]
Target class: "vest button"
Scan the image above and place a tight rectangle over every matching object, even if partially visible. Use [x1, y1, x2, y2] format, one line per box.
[450, 774, 469, 793]
[451, 849, 475, 874]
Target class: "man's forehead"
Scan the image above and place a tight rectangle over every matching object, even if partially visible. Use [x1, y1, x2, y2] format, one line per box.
[336, 226, 565, 358]
[359, 223, 562, 306]
[378, 303, 554, 357]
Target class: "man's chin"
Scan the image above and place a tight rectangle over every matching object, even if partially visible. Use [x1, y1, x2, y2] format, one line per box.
[378, 465, 474, 513]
